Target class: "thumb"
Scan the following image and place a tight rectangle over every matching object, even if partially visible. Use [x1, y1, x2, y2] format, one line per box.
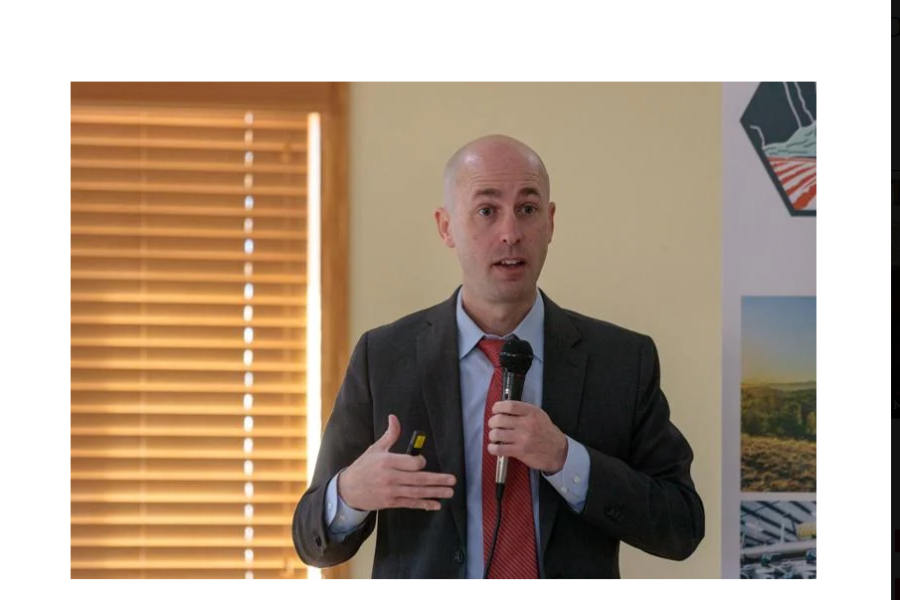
[373, 414, 401, 451]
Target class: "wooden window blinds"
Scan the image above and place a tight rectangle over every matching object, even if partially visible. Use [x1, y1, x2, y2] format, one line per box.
[71, 83, 347, 579]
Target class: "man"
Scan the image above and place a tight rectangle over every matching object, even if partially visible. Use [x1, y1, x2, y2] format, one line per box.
[292, 134, 704, 578]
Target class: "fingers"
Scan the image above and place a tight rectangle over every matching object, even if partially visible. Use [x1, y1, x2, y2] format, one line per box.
[487, 442, 518, 457]
[372, 414, 401, 451]
[395, 484, 455, 500]
[391, 468, 457, 488]
[492, 400, 536, 416]
[390, 498, 444, 511]
[486, 411, 525, 455]
[388, 485, 454, 511]
[487, 413, 521, 430]
[488, 427, 518, 445]
[387, 453, 428, 472]
[383, 457, 456, 485]
[379, 475, 455, 511]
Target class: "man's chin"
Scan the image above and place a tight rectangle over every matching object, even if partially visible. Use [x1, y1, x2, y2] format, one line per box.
[462, 279, 537, 304]
[488, 282, 537, 305]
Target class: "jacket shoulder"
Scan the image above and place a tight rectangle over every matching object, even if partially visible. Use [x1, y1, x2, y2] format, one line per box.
[358, 296, 453, 349]
[557, 305, 654, 351]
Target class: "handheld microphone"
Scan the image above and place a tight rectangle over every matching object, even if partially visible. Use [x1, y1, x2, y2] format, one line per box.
[495, 338, 534, 488]
[484, 337, 534, 579]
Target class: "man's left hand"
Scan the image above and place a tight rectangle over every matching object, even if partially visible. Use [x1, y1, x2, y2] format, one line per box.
[487, 401, 568, 475]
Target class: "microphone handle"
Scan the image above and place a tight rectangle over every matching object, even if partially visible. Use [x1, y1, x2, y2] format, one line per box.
[495, 370, 526, 485]
[496, 456, 509, 485]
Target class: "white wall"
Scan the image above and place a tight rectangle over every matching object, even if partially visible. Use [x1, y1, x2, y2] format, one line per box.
[345, 82, 722, 578]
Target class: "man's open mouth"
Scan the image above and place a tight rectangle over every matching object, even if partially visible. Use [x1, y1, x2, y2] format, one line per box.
[494, 258, 526, 270]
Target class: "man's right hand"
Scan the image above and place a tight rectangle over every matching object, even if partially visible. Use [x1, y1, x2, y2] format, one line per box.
[337, 414, 456, 511]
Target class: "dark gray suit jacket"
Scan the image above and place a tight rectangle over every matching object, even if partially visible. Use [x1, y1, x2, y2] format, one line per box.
[293, 289, 704, 577]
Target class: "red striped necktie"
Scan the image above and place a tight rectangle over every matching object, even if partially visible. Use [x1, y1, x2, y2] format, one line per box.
[478, 338, 539, 579]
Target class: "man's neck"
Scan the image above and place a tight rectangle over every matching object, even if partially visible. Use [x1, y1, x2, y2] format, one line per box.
[460, 287, 537, 337]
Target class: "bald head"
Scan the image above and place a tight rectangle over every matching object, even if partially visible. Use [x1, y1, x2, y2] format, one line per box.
[442, 134, 550, 209]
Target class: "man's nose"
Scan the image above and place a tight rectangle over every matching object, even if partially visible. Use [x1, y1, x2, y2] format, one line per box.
[499, 212, 522, 245]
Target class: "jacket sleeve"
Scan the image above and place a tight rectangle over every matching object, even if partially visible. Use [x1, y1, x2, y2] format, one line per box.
[577, 335, 705, 560]
[292, 332, 378, 568]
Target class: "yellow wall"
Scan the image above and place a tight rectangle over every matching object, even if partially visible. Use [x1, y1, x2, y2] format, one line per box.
[345, 82, 722, 578]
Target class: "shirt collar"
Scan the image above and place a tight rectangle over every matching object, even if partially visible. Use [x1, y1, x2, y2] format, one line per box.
[456, 288, 544, 363]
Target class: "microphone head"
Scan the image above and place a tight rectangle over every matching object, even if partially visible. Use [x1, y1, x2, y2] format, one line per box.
[500, 338, 533, 374]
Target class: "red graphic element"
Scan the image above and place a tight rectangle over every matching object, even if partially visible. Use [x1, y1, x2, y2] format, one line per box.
[768, 157, 817, 210]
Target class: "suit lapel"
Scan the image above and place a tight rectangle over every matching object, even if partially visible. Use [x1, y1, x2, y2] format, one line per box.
[538, 291, 587, 559]
[417, 290, 467, 548]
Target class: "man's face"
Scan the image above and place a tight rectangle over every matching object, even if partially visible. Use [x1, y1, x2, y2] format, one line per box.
[436, 144, 555, 307]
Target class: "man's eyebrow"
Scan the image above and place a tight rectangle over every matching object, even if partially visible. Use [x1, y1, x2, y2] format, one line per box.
[472, 187, 502, 199]
[471, 187, 542, 200]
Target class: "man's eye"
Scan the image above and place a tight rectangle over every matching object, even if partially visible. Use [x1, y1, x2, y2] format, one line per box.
[521, 205, 537, 215]
[477, 207, 494, 217]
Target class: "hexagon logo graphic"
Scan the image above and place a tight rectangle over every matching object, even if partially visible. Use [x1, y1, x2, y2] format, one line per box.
[741, 82, 816, 216]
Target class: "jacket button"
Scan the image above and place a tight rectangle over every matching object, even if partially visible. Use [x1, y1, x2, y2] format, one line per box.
[453, 548, 465, 564]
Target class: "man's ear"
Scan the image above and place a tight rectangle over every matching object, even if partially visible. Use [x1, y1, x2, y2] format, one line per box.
[548, 201, 556, 243]
[435, 207, 455, 248]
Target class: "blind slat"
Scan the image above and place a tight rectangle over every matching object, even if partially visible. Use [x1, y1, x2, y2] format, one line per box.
[71, 361, 303, 373]
[71, 112, 308, 131]
[71, 202, 305, 218]
[72, 427, 304, 439]
[71, 315, 304, 327]
[71, 338, 304, 350]
[71, 449, 304, 459]
[71, 383, 305, 393]
[71, 293, 304, 307]
[71, 405, 305, 416]
[71, 560, 300, 570]
[71, 226, 306, 240]
[70, 569, 305, 579]
[72, 181, 306, 197]
[72, 158, 305, 174]
[70, 473, 305, 483]
[71, 493, 300, 504]
[72, 270, 305, 283]
[72, 538, 299, 547]
[71, 246, 305, 259]
[71, 136, 306, 153]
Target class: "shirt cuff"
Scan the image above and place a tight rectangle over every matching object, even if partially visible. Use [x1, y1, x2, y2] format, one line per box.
[325, 470, 371, 535]
[542, 436, 590, 513]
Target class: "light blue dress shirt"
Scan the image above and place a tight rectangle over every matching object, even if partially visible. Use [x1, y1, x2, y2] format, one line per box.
[324, 290, 590, 578]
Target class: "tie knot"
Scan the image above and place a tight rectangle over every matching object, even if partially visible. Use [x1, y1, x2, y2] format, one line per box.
[477, 337, 505, 368]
